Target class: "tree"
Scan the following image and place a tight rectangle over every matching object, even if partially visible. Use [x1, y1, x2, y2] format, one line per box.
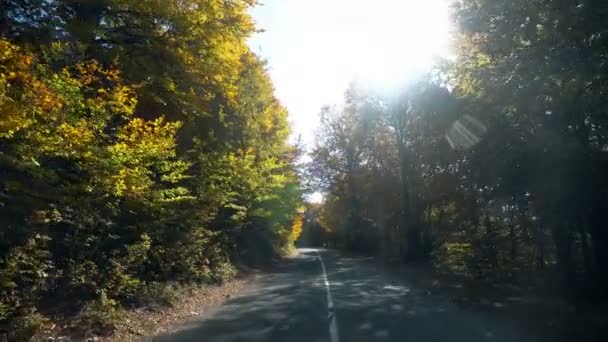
[309, 8, 608, 292]
[0, 1, 303, 336]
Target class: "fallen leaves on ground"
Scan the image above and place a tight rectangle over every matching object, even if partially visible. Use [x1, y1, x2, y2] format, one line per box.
[108, 277, 252, 342]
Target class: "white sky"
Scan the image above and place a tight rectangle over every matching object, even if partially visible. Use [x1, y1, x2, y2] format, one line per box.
[248, 0, 452, 148]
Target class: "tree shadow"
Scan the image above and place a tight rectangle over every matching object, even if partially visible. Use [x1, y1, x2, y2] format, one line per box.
[151, 250, 329, 342]
[152, 249, 546, 342]
[323, 251, 543, 342]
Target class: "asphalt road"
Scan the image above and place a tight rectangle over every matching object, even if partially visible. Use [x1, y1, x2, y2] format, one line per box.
[153, 248, 543, 342]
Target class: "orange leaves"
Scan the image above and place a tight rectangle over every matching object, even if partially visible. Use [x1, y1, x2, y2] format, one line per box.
[288, 215, 304, 246]
[58, 120, 96, 150]
[75, 60, 121, 85]
[73, 61, 137, 117]
[0, 39, 31, 67]
[0, 39, 36, 88]
[114, 117, 181, 157]
[34, 80, 61, 113]
[0, 38, 186, 201]
[75, 60, 103, 85]
[106, 85, 138, 116]
[0, 39, 44, 137]
[0, 40, 127, 139]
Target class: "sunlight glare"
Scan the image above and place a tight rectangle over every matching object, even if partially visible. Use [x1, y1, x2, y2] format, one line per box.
[349, 0, 451, 90]
[249, 0, 452, 145]
[308, 192, 324, 204]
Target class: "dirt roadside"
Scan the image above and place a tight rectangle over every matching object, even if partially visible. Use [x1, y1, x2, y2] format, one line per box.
[109, 275, 258, 342]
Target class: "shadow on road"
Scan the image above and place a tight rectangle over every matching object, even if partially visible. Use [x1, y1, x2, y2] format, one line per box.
[153, 249, 545, 342]
[152, 250, 328, 342]
[322, 250, 542, 342]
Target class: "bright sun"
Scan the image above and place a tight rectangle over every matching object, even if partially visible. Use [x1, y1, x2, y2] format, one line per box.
[249, 0, 452, 145]
[350, 1, 451, 89]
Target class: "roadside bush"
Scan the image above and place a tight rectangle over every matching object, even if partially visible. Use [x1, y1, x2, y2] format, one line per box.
[432, 242, 475, 278]
[72, 290, 123, 337]
[0, 2, 302, 333]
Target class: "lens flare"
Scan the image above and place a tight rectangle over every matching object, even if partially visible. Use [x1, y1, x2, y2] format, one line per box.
[446, 115, 488, 150]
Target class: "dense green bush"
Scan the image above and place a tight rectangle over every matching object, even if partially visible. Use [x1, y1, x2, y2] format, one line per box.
[0, 1, 303, 337]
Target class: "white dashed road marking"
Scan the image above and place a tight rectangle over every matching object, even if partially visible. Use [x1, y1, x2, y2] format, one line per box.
[315, 250, 339, 342]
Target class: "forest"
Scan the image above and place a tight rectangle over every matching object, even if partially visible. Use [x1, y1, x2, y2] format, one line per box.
[305, 0, 608, 301]
[1, 0, 302, 338]
[2, 0, 608, 340]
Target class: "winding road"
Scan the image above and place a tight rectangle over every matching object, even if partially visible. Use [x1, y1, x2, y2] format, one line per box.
[153, 249, 544, 342]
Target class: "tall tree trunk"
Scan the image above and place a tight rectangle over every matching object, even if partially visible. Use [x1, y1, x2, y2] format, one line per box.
[552, 223, 574, 294]
[423, 203, 433, 256]
[398, 145, 410, 260]
[484, 213, 498, 271]
[535, 222, 546, 271]
[398, 145, 421, 261]
[589, 175, 608, 293]
[346, 167, 362, 251]
[509, 207, 517, 268]
[578, 218, 592, 279]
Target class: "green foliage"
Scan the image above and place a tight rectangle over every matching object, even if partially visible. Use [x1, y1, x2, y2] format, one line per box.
[0, 0, 302, 335]
[432, 242, 475, 277]
[8, 312, 48, 342]
[309, 0, 608, 299]
[135, 281, 183, 307]
[0, 236, 51, 321]
[73, 290, 123, 337]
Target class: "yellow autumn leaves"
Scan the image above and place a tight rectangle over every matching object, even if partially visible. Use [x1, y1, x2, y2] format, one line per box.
[0, 38, 184, 199]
